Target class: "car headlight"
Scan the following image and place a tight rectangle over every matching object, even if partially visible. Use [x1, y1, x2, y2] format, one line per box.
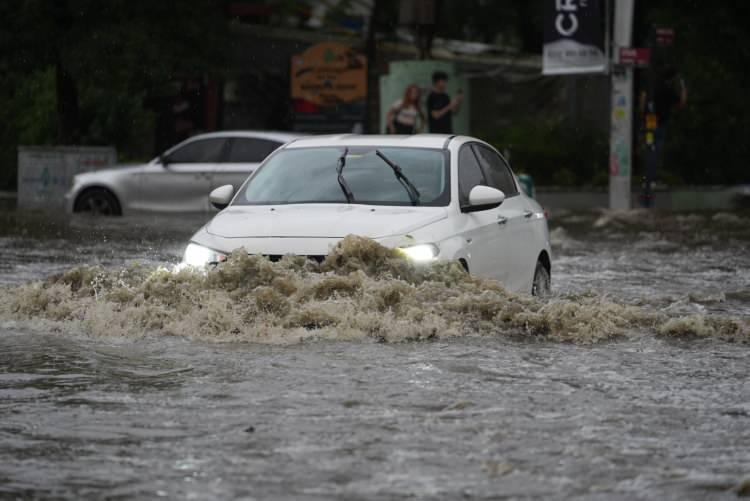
[398, 243, 439, 262]
[182, 243, 226, 268]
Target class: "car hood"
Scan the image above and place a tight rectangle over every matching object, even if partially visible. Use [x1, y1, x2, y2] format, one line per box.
[205, 204, 448, 239]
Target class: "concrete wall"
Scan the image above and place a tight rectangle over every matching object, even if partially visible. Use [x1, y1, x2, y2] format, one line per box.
[17, 146, 117, 211]
[536, 187, 746, 211]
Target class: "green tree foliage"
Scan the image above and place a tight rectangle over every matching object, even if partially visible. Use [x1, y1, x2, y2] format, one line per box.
[1, 0, 748, 191]
[642, 1, 750, 185]
[484, 120, 609, 188]
[0, 0, 228, 189]
[437, 0, 542, 52]
[475, 0, 750, 187]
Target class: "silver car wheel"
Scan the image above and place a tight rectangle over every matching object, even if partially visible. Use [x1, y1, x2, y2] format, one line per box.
[74, 188, 121, 216]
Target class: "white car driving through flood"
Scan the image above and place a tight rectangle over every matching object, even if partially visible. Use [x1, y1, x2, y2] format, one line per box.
[65, 131, 301, 215]
[183, 134, 552, 295]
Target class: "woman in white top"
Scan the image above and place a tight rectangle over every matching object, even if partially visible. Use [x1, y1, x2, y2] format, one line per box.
[386, 84, 425, 134]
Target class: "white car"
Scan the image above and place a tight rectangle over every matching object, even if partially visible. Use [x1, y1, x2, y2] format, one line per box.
[65, 131, 301, 215]
[183, 134, 552, 294]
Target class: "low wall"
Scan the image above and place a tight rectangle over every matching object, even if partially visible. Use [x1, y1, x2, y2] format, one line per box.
[0, 191, 16, 211]
[17, 146, 117, 211]
[536, 186, 748, 212]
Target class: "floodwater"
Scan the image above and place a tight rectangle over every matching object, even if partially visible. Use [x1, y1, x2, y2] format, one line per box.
[1, 209, 749, 500]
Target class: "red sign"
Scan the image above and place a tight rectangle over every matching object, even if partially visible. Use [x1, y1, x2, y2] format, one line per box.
[656, 27, 675, 46]
[619, 48, 651, 67]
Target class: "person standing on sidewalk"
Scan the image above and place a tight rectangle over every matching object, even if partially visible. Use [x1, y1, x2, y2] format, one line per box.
[427, 71, 463, 134]
[386, 84, 425, 134]
[640, 66, 688, 207]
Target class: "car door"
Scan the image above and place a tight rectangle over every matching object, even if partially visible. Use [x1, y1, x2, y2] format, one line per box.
[473, 144, 535, 291]
[212, 137, 282, 192]
[135, 137, 227, 212]
[455, 144, 507, 282]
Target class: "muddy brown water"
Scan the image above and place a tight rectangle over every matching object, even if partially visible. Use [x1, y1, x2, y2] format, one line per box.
[1, 209, 749, 500]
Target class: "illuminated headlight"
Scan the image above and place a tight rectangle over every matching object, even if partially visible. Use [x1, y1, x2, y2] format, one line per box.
[398, 243, 439, 262]
[182, 243, 226, 268]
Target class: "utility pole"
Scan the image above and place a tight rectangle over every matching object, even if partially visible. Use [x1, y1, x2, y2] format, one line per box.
[608, 0, 635, 210]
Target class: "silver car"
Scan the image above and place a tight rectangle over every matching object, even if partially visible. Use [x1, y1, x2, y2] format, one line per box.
[65, 131, 302, 215]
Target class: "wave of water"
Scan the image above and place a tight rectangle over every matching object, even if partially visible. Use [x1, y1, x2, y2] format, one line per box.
[2, 235, 747, 345]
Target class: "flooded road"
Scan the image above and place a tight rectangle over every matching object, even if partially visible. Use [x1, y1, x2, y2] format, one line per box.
[1, 209, 749, 499]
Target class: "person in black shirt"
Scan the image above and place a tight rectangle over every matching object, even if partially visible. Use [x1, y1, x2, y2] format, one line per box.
[653, 67, 686, 127]
[427, 71, 462, 133]
[639, 66, 687, 207]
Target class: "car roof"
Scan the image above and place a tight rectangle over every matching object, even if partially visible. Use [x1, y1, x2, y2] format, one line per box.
[285, 134, 458, 150]
[189, 130, 305, 143]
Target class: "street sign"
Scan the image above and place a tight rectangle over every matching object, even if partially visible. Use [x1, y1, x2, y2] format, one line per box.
[619, 47, 651, 67]
[17, 146, 117, 211]
[656, 27, 675, 46]
[542, 0, 607, 75]
[290, 42, 367, 133]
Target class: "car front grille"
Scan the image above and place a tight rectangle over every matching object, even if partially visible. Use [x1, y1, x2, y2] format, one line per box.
[264, 254, 326, 264]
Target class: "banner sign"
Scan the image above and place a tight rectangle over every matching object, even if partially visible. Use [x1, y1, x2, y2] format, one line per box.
[17, 146, 117, 211]
[655, 27, 675, 46]
[619, 47, 651, 67]
[543, 0, 607, 75]
[290, 42, 367, 133]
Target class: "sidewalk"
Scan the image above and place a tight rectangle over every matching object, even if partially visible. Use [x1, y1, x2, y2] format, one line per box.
[0, 191, 17, 211]
[535, 186, 747, 211]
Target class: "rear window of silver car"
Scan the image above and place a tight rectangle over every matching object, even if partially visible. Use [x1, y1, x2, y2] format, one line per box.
[234, 147, 450, 206]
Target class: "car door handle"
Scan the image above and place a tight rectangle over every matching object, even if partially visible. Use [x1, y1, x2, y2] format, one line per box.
[523, 210, 534, 218]
[497, 215, 508, 225]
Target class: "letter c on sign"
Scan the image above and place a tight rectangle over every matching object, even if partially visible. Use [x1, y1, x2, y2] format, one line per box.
[555, 13, 578, 37]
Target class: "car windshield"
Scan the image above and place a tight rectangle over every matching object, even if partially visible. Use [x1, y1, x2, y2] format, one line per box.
[234, 147, 450, 206]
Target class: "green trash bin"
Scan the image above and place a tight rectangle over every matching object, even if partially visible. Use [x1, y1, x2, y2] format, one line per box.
[517, 174, 535, 199]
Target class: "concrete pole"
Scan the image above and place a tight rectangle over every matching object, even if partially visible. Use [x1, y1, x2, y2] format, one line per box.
[608, 0, 635, 210]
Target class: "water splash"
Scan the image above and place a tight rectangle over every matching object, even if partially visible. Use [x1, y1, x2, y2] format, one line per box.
[1, 236, 747, 345]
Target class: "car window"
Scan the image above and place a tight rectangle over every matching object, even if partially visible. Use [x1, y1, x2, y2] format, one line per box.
[168, 138, 226, 163]
[226, 138, 282, 163]
[473, 144, 519, 196]
[458, 145, 486, 205]
[234, 147, 450, 207]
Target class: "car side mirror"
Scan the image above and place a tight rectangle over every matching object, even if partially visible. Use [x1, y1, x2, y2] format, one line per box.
[462, 185, 505, 213]
[159, 154, 170, 167]
[209, 184, 234, 210]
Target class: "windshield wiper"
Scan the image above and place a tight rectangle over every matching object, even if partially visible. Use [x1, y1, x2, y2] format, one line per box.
[336, 147, 355, 203]
[375, 150, 421, 206]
